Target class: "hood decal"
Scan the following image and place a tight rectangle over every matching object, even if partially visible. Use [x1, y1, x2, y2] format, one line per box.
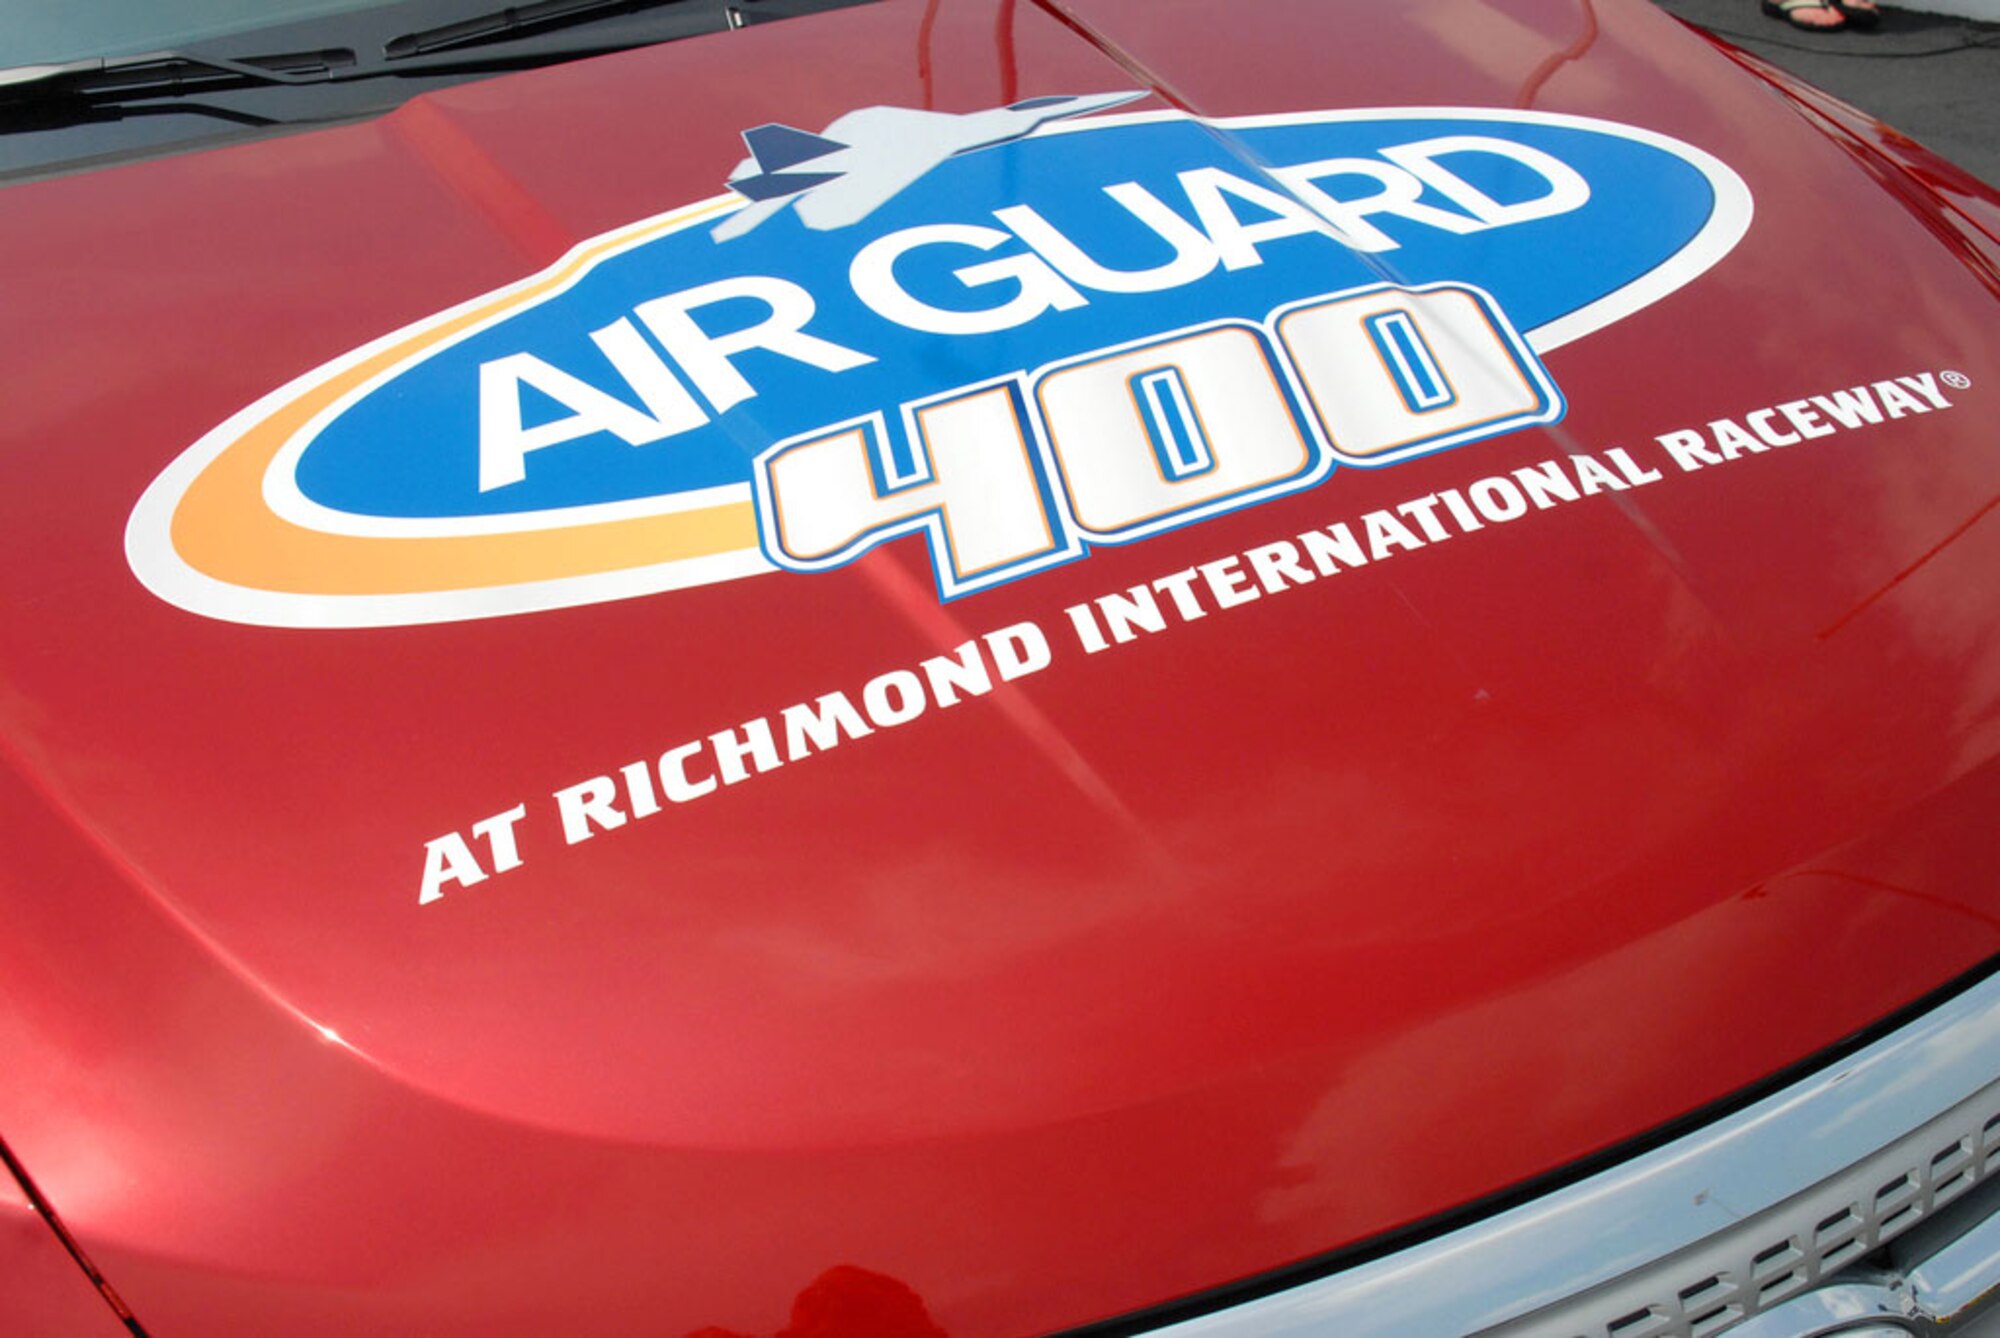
[127, 105, 1751, 627]
[717, 92, 1147, 239]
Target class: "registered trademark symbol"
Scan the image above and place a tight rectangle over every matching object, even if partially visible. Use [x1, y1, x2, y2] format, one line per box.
[1942, 370, 1972, 389]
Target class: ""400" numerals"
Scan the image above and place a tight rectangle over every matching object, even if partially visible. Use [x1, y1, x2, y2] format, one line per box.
[754, 281, 1563, 598]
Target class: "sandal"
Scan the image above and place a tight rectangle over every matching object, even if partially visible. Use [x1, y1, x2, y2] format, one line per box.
[1829, 0, 1882, 26]
[1762, 0, 1846, 28]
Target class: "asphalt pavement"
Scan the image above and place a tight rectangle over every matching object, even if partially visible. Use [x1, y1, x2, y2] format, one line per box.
[1650, 0, 2000, 187]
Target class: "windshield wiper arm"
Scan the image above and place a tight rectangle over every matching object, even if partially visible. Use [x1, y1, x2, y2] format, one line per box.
[0, 1, 728, 108]
[382, 0, 726, 60]
[0, 48, 356, 102]
[0, 0, 864, 120]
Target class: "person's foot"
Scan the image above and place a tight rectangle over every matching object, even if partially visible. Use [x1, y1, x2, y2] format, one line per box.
[1831, 0, 1882, 27]
[1763, 0, 1847, 28]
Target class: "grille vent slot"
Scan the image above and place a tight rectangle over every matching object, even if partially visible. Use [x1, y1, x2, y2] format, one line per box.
[1482, 1091, 2000, 1338]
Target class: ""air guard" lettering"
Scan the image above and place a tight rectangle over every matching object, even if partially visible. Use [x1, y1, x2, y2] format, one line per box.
[474, 136, 1588, 497]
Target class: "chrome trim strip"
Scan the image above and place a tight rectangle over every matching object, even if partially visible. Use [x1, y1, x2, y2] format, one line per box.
[1147, 972, 2000, 1338]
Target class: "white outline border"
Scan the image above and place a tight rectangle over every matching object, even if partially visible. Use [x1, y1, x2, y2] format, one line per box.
[125, 105, 1751, 628]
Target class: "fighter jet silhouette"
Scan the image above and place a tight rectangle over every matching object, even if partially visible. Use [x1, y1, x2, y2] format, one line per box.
[714, 92, 1146, 241]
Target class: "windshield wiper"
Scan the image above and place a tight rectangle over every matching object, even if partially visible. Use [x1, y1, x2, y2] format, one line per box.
[0, 0, 861, 108]
[0, 6, 713, 118]
[0, 48, 356, 103]
[383, 0, 736, 60]
[0, 0, 873, 168]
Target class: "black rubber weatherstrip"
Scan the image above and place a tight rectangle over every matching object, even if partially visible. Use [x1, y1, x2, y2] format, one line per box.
[0, 1133, 148, 1335]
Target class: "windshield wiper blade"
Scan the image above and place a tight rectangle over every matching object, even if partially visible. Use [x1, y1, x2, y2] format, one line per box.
[0, 0, 868, 121]
[0, 48, 356, 103]
[0, 1, 726, 108]
[383, 0, 721, 60]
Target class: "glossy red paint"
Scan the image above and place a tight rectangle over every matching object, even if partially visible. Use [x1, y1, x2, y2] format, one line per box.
[2, 1, 1998, 1334]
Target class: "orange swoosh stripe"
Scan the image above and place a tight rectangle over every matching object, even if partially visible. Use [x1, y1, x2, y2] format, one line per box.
[170, 198, 760, 597]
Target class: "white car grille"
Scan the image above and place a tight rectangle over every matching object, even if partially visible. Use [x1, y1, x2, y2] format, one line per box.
[1142, 969, 2000, 1338]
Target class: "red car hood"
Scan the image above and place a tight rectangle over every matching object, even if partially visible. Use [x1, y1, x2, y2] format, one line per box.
[4, 0, 2000, 1333]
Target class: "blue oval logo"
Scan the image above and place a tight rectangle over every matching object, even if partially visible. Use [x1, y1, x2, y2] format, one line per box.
[128, 104, 1750, 626]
